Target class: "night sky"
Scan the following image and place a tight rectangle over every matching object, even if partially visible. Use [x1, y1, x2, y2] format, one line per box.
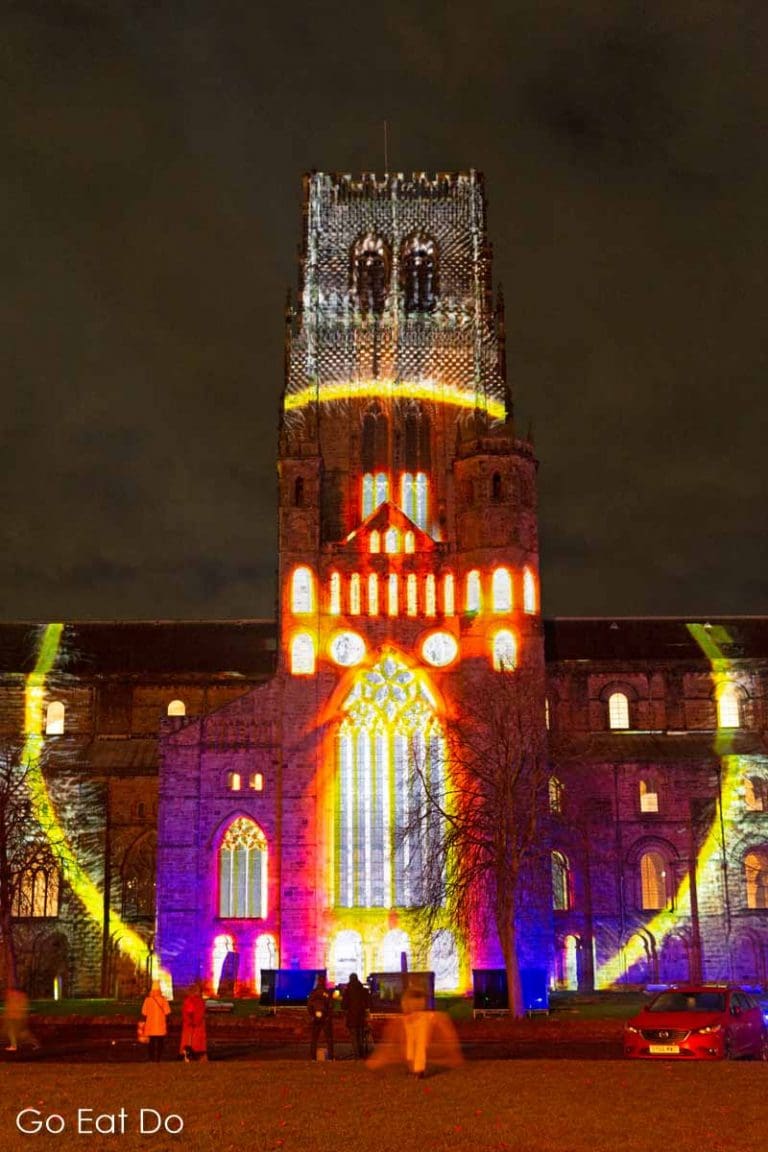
[3, 2, 766, 622]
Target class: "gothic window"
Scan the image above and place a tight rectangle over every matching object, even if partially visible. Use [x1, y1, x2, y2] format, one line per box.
[387, 574, 399, 617]
[491, 472, 503, 502]
[640, 850, 669, 910]
[375, 472, 388, 509]
[400, 472, 429, 531]
[121, 834, 156, 921]
[639, 779, 659, 813]
[404, 407, 431, 471]
[349, 574, 361, 615]
[549, 777, 564, 815]
[335, 654, 445, 908]
[745, 776, 768, 812]
[404, 531, 415, 554]
[218, 817, 267, 919]
[401, 234, 438, 313]
[13, 864, 60, 917]
[406, 574, 418, 616]
[491, 567, 513, 612]
[329, 572, 341, 615]
[745, 849, 768, 909]
[608, 692, 630, 730]
[545, 697, 551, 730]
[291, 566, 314, 614]
[552, 851, 571, 911]
[443, 573, 455, 616]
[492, 630, 517, 672]
[361, 404, 388, 473]
[424, 574, 436, 617]
[249, 773, 264, 792]
[254, 933, 278, 994]
[227, 772, 242, 791]
[293, 477, 305, 507]
[362, 474, 375, 518]
[523, 568, 537, 614]
[466, 570, 482, 613]
[45, 701, 65, 735]
[352, 234, 389, 315]
[384, 528, 399, 553]
[290, 633, 316, 676]
[167, 699, 186, 717]
[370, 530, 381, 554]
[717, 685, 741, 728]
[367, 574, 379, 616]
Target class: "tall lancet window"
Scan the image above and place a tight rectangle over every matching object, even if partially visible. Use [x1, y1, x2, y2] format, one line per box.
[335, 654, 446, 909]
[401, 234, 438, 313]
[352, 233, 389, 315]
[218, 817, 267, 919]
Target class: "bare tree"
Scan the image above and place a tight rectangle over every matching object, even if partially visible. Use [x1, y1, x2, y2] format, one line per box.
[402, 660, 549, 1016]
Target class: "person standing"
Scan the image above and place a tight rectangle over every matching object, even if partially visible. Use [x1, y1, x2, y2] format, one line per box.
[179, 984, 207, 1062]
[401, 980, 430, 1078]
[341, 973, 370, 1059]
[307, 973, 334, 1061]
[4, 987, 39, 1053]
[140, 980, 171, 1063]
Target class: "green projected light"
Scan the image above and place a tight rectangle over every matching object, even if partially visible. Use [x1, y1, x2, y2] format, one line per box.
[594, 622, 743, 986]
[23, 624, 163, 984]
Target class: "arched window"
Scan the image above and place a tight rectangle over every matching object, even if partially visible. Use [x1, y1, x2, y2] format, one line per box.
[415, 473, 428, 531]
[45, 701, 65, 736]
[293, 477, 304, 507]
[369, 530, 381, 554]
[290, 633, 316, 676]
[442, 573, 453, 617]
[361, 404, 388, 473]
[404, 406, 431, 471]
[491, 472, 503, 502]
[227, 772, 242, 791]
[331, 929, 364, 985]
[552, 851, 571, 911]
[745, 776, 768, 812]
[745, 849, 768, 909]
[491, 567, 513, 612]
[387, 573, 399, 617]
[291, 566, 314, 614]
[349, 574, 361, 615]
[212, 934, 236, 994]
[353, 233, 389, 315]
[429, 929, 459, 992]
[400, 472, 429, 531]
[375, 472, 389, 509]
[384, 528, 399, 553]
[249, 773, 264, 792]
[380, 928, 411, 972]
[548, 777, 563, 815]
[639, 779, 659, 813]
[254, 933, 278, 994]
[406, 574, 418, 617]
[329, 572, 341, 615]
[523, 568, 536, 614]
[218, 817, 267, 919]
[424, 574, 436, 617]
[367, 574, 379, 616]
[167, 699, 186, 717]
[401, 234, 438, 313]
[608, 692, 630, 730]
[717, 685, 740, 728]
[362, 473, 375, 518]
[14, 864, 60, 917]
[466, 570, 482, 613]
[121, 834, 156, 921]
[336, 655, 445, 909]
[404, 531, 415, 554]
[492, 630, 517, 672]
[545, 697, 551, 730]
[640, 850, 668, 910]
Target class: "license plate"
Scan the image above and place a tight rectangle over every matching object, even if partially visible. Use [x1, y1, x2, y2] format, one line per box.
[649, 1044, 679, 1055]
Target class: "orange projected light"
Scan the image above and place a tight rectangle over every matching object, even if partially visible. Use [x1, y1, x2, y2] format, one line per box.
[285, 378, 506, 421]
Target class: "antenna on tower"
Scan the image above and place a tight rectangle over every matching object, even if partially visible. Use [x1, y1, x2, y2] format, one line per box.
[383, 120, 389, 173]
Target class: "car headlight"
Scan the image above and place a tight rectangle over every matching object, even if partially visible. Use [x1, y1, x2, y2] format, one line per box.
[624, 1025, 640, 1034]
[695, 1024, 722, 1035]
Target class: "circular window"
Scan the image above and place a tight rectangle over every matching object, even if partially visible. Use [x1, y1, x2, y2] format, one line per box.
[329, 631, 366, 667]
[421, 631, 458, 668]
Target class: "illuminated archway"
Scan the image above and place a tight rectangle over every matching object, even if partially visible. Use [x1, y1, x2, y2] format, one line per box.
[331, 929, 364, 984]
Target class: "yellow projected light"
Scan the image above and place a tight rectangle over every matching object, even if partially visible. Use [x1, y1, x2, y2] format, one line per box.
[285, 378, 506, 421]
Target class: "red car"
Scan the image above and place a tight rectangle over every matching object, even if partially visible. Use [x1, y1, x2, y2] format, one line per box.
[624, 985, 768, 1060]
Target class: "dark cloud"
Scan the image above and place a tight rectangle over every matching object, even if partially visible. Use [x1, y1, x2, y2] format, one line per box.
[1, 1, 766, 620]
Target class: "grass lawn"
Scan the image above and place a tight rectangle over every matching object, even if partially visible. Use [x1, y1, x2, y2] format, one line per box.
[0, 1059, 762, 1152]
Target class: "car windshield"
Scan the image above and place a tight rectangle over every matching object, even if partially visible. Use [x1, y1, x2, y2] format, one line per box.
[648, 991, 726, 1013]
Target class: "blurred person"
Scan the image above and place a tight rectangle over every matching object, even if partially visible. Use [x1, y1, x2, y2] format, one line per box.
[341, 973, 370, 1059]
[307, 973, 334, 1060]
[401, 980, 430, 1077]
[367, 979, 462, 1079]
[179, 983, 207, 1062]
[4, 987, 39, 1053]
[140, 980, 171, 1063]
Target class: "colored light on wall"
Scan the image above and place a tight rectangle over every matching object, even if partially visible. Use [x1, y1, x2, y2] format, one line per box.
[285, 378, 506, 422]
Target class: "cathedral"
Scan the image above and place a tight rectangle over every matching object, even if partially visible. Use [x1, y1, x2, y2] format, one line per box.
[4, 172, 767, 1001]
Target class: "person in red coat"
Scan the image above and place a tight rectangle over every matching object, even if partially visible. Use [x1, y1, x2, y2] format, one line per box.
[179, 984, 208, 1063]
